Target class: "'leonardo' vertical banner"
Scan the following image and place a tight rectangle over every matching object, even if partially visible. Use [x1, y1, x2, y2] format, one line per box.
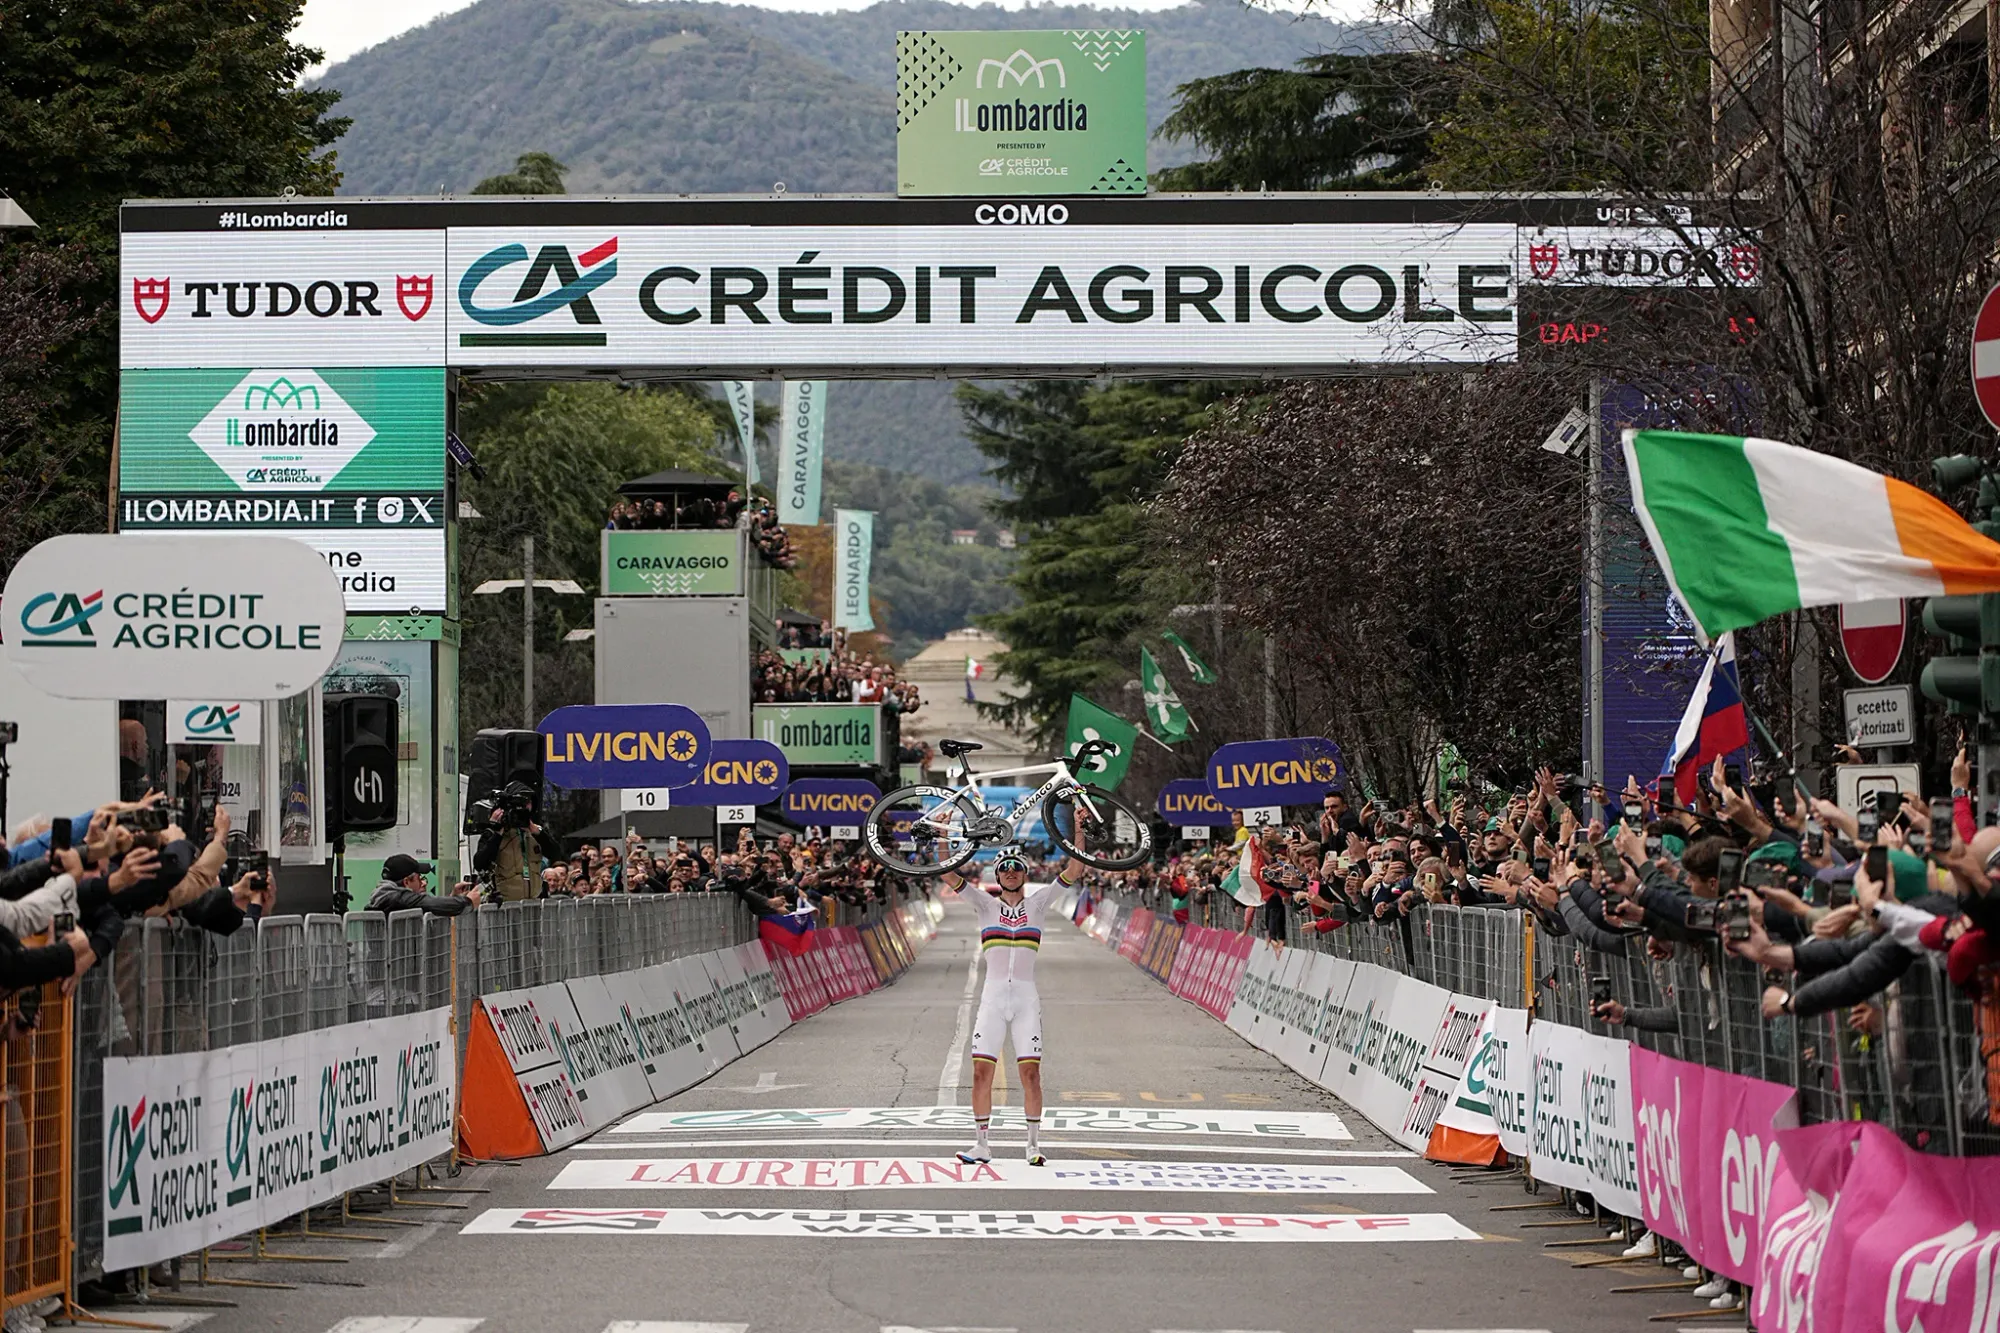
[779, 380, 826, 525]
[725, 381, 760, 487]
[834, 508, 875, 632]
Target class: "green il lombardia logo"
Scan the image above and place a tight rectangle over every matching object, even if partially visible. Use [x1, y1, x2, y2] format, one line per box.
[225, 1082, 254, 1205]
[243, 376, 320, 412]
[106, 1101, 147, 1233]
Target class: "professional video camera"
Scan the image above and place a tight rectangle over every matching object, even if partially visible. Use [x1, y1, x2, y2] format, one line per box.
[465, 779, 538, 834]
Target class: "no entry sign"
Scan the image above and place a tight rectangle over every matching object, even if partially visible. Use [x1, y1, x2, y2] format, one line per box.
[1839, 599, 1906, 685]
[1975, 282, 2000, 429]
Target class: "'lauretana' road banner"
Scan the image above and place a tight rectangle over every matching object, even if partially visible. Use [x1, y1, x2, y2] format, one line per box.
[1629, 1046, 1797, 1286]
[1204, 738, 1344, 808]
[538, 703, 709, 789]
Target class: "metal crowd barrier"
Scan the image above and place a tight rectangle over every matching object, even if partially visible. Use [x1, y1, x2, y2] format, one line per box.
[1272, 900, 2000, 1159]
[68, 892, 756, 1287]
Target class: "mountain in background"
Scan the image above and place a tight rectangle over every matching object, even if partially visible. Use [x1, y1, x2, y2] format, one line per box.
[324, 0, 1372, 197]
[319, 0, 1371, 489]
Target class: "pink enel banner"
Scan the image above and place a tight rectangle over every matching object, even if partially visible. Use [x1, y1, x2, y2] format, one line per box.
[1164, 926, 1255, 1021]
[1630, 1047, 1798, 1286]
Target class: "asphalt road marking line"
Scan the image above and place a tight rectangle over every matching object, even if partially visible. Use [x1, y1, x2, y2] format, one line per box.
[937, 935, 982, 1107]
[605, 1324, 750, 1333]
[71, 1316, 213, 1331]
[1412, 1328, 1554, 1332]
[884, 1326, 1018, 1332]
[354, 1221, 442, 1259]
[568, 1138, 1413, 1159]
[324, 1321, 483, 1333]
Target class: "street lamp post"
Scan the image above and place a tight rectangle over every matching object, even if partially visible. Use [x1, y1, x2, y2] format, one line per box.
[472, 534, 586, 729]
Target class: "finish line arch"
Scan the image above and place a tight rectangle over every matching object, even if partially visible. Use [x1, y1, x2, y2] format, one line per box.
[119, 192, 1745, 381]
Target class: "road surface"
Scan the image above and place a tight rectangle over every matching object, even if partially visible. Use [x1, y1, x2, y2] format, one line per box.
[88, 902, 1723, 1333]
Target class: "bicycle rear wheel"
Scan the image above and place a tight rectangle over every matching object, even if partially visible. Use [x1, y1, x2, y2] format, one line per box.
[863, 785, 983, 877]
[1043, 784, 1153, 870]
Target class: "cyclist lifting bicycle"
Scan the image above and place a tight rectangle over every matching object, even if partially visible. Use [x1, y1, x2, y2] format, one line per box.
[862, 736, 1153, 1165]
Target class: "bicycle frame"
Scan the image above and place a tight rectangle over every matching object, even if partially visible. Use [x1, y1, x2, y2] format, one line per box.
[920, 756, 1092, 843]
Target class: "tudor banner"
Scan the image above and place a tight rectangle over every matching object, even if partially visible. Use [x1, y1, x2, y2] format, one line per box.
[833, 508, 875, 632]
[779, 381, 827, 526]
[102, 1006, 454, 1271]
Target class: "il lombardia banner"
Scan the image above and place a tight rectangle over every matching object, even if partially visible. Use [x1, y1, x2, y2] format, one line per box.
[102, 1007, 454, 1269]
[896, 29, 1149, 197]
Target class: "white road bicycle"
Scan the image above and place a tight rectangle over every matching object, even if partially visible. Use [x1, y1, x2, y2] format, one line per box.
[863, 738, 1153, 876]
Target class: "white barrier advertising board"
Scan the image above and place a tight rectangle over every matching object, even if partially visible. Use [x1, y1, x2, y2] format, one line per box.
[1527, 1020, 1641, 1217]
[103, 1006, 454, 1271]
[476, 944, 795, 1151]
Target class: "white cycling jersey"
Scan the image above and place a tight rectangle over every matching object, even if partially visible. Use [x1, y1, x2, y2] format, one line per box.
[966, 881, 1061, 986]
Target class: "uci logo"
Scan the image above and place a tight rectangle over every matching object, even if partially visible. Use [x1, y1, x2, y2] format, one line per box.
[184, 704, 243, 739]
[458, 238, 617, 347]
[18, 590, 104, 646]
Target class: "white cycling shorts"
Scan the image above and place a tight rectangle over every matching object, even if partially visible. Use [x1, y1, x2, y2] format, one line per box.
[970, 982, 1043, 1064]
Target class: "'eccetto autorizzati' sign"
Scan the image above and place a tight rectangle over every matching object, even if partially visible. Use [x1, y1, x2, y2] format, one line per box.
[2, 534, 346, 700]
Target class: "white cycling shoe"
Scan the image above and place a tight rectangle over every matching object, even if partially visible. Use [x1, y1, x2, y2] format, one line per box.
[957, 1146, 992, 1165]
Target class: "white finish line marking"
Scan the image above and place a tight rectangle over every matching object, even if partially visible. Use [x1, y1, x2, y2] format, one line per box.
[612, 1106, 1353, 1140]
[569, 1138, 1414, 1159]
[550, 1157, 1432, 1194]
[462, 1208, 1480, 1242]
[605, 1324, 750, 1333]
[326, 1321, 484, 1333]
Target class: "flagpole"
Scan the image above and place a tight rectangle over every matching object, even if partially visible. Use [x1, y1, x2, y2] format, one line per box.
[1739, 694, 1814, 805]
[1137, 728, 1178, 753]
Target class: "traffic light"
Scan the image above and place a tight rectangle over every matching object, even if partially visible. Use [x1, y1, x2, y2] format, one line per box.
[1920, 594, 2000, 716]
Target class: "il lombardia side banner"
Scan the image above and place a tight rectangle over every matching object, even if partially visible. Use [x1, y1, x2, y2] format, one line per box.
[102, 1007, 454, 1270]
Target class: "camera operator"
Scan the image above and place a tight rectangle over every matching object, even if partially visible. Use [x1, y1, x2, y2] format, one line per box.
[471, 782, 560, 903]
[366, 855, 474, 916]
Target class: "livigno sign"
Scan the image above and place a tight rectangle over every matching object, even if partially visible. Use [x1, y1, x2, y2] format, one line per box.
[602, 530, 741, 596]
[897, 30, 1148, 196]
[754, 704, 884, 768]
[2, 534, 346, 700]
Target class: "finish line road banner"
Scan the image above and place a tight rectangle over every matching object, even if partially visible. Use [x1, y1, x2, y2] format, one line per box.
[610, 1105, 1353, 1139]
[463, 1208, 1483, 1242]
[102, 1006, 453, 1271]
[549, 1157, 1432, 1194]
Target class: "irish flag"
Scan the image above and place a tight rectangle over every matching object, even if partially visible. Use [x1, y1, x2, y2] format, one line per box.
[1623, 430, 2000, 643]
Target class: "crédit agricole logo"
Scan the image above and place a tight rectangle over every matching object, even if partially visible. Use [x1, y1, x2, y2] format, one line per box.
[458, 238, 618, 348]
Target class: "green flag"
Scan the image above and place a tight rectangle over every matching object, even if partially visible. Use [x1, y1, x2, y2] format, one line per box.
[1139, 646, 1191, 743]
[833, 508, 875, 632]
[1161, 630, 1217, 684]
[1063, 694, 1137, 790]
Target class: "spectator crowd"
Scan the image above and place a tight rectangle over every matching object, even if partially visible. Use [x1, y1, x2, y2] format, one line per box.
[605, 490, 798, 569]
[753, 635, 924, 717]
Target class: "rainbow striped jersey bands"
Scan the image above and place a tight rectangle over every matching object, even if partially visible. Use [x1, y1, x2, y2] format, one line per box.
[968, 879, 1060, 985]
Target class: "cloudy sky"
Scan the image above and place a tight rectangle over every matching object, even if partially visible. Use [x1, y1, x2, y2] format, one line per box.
[296, 0, 1331, 75]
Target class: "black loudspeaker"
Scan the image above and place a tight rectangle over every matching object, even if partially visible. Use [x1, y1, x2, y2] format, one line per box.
[325, 694, 399, 835]
[464, 728, 543, 816]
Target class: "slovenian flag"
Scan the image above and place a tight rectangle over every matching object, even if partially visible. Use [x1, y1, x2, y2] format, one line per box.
[965, 655, 984, 703]
[1071, 887, 1093, 925]
[758, 910, 817, 956]
[1624, 429, 2000, 643]
[1659, 632, 1751, 806]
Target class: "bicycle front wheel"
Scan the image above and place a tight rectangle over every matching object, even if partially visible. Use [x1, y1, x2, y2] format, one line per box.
[864, 785, 983, 877]
[1043, 784, 1153, 870]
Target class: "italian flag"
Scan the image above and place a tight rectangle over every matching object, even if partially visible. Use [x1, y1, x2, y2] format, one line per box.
[1623, 430, 2000, 643]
